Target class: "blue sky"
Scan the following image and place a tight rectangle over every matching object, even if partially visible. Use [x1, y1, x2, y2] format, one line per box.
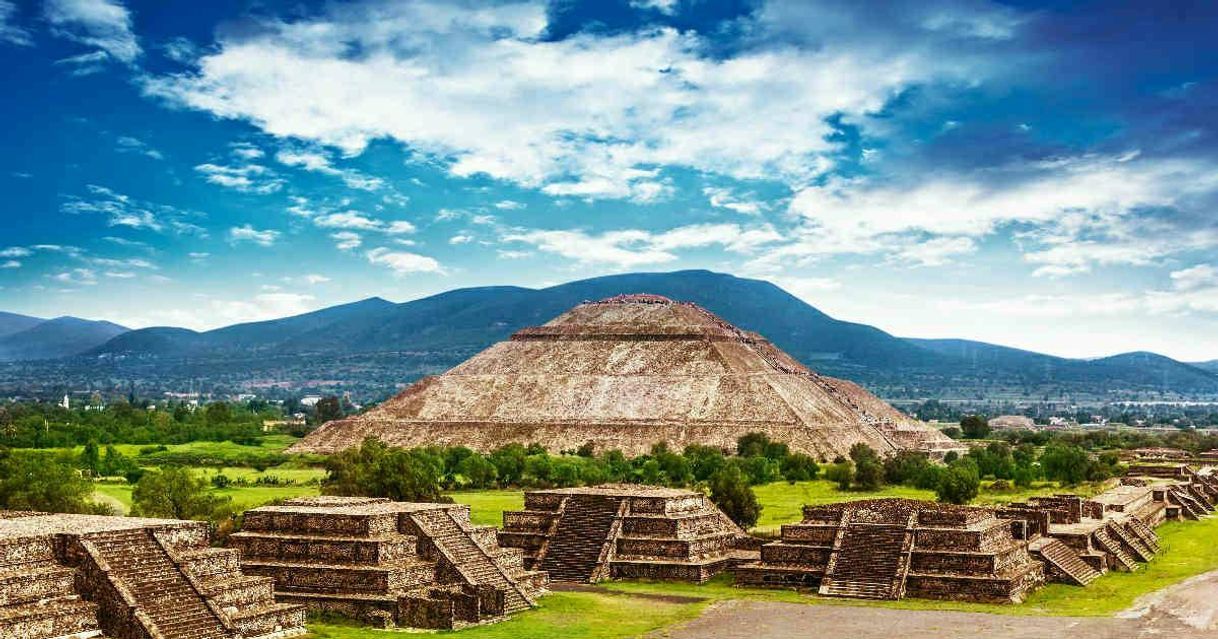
[1, 0, 1217, 360]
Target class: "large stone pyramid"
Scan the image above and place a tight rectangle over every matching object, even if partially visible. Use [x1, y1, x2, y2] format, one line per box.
[289, 294, 959, 460]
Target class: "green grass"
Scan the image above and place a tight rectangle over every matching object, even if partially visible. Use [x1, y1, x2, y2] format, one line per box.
[64, 434, 301, 458]
[751, 481, 936, 533]
[307, 588, 713, 639]
[447, 490, 525, 527]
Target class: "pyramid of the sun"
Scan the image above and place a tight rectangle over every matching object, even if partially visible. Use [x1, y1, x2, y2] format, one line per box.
[289, 294, 959, 460]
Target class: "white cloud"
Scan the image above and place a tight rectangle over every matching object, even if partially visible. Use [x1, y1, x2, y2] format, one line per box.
[893, 236, 977, 267]
[314, 211, 382, 231]
[44, 0, 140, 64]
[493, 199, 525, 210]
[0, 1, 31, 46]
[0, 247, 31, 258]
[1171, 265, 1218, 291]
[504, 222, 782, 268]
[331, 231, 362, 251]
[60, 185, 203, 234]
[195, 162, 284, 194]
[51, 268, 98, 286]
[210, 292, 317, 324]
[365, 247, 444, 275]
[144, 0, 976, 202]
[449, 234, 473, 245]
[630, 0, 679, 14]
[275, 148, 384, 191]
[1, 260, 20, 269]
[231, 142, 264, 160]
[703, 186, 762, 215]
[773, 154, 1218, 273]
[302, 273, 331, 285]
[228, 224, 280, 246]
[385, 221, 416, 234]
[115, 135, 164, 160]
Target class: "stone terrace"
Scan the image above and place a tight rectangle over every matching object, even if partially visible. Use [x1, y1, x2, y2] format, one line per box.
[229, 496, 546, 630]
[733, 498, 1044, 603]
[498, 484, 757, 584]
[0, 511, 305, 639]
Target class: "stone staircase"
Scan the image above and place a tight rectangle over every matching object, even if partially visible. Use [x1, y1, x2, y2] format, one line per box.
[819, 514, 914, 600]
[540, 496, 625, 583]
[88, 529, 232, 639]
[410, 509, 533, 614]
[1124, 518, 1161, 553]
[1106, 522, 1154, 562]
[0, 544, 102, 639]
[1029, 538, 1102, 586]
[1169, 487, 1208, 520]
[1091, 527, 1139, 572]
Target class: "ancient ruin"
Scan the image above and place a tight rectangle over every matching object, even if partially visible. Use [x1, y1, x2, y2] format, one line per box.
[229, 496, 546, 629]
[497, 484, 757, 584]
[0, 510, 305, 639]
[290, 294, 960, 460]
[733, 498, 1046, 602]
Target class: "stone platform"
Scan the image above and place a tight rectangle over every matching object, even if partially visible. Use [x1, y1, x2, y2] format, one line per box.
[229, 496, 546, 629]
[733, 498, 1045, 603]
[0, 511, 306, 639]
[498, 484, 756, 584]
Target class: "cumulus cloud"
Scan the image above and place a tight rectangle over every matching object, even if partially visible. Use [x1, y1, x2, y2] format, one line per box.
[503, 222, 783, 268]
[228, 224, 280, 246]
[51, 268, 98, 286]
[302, 273, 331, 285]
[44, 0, 140, 64]
[275, 148, 384, 191]
[1170, 264, 1218, 291]
[115, 135, 164, 160]
[143, 0, 983, 202]
[365, 247, 444, 275]
[703, 186, 762, 215]
[331, 231, 362, 251]
[312, 211, 416, 235]
[195, 162, 284, 194]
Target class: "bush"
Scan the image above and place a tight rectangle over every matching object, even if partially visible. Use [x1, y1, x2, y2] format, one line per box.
[132, 467, 231, 521]
[322, 438, 449, 502]
[780, 453, 819, 482]
[0, 448, 97, 513]
[883, 450, 932, 485]
[825, 461, 854, 490]
[849, 443, 884, 491]
[709, 463, 761, 528]
[936, 460, 980, 505]
[1040, 443, 1091, 485]
[960, 415, 991, 439]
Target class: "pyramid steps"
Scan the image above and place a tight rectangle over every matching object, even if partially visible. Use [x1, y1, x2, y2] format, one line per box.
[818, 514, 913, 600]
[539, 497, 624, 583]
[1029, 538, 1102, 586]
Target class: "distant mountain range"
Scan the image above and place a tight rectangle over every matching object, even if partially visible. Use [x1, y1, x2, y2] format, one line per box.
[3, 270, 1217, 400]
[0, 314, 128, 362]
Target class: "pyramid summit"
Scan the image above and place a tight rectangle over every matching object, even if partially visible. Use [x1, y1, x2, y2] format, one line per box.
[289, 294, 959, 460]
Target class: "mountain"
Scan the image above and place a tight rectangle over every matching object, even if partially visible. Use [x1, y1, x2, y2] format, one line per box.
[910, 339, 1218, 394]
[7, 269, 1218, 400]
[94, 271, 936, 369]
[1195, 360, 1218, 374]
[0, 311, 43, 340]
[0, 316, 129, 361]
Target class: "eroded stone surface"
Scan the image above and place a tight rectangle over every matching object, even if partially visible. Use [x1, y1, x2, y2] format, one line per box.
[288, 295, 961, 460]
[0, 511, 306, 639]
[229, 496, 547, 630]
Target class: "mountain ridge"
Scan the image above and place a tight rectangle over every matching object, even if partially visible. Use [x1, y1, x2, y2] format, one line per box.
[4, 270, 1216, 397]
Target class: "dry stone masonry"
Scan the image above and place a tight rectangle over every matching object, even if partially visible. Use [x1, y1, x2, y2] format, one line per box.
[289, 294, 962, 461]
[733, 498, 1046, 602]
[0, 511, 305, 639]
[229, 496, 546, 630]
[497, 485, 757, 584]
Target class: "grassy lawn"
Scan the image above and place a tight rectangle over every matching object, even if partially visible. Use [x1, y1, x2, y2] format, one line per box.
[447, 490, 526, 527]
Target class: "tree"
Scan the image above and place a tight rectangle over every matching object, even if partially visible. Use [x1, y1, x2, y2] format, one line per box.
[883, 450, 932, 485]
[683, 445, 726, 482]
[313, 396, 343, 425]
[457, 454, 498, 489]
[936, 460, 980, 505]
[322, 438, 449, 502]
[849, 443, 884, 491]
[79, 440, 101, 476]
[780, 453, 819, 482]
[709, 463, 761, 528]
[0, 449, 98, 513]
[131, 467, 230, 520]
[960, 415, 991, 439]
[1040, 443, 1091, 485]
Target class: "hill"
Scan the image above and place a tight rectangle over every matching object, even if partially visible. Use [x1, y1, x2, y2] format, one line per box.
[5, 270, 1217, 400]
[0, 311, 43, 340]
[0, 317, 128, 361]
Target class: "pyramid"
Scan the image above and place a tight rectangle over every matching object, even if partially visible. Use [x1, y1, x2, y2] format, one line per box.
[289, 294, 959, 460]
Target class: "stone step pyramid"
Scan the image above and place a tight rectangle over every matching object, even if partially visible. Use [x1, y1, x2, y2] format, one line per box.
[290, 294, 960, 461]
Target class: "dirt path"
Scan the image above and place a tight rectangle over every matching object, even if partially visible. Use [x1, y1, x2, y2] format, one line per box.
[1119, 568, 1218, 633]
[92, 491, 128, 515]
[653, 600, 1137, 639]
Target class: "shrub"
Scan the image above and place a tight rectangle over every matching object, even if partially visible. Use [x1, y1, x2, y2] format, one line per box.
[825, 461, 854, 490]
[960, 415, 991, 439]
[936, 460, 980, 505]
[780, 453, 819, 482]
[132, 467, 231, 521]
[709, 463, 761, 528]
